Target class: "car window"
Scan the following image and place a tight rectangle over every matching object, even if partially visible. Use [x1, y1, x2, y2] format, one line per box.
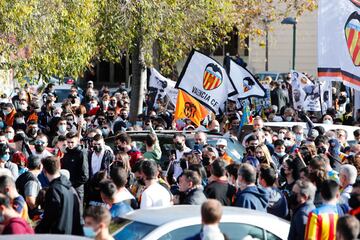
[55, 89, 70, 103]
[266, 230, 282, 240]
[113, 220, 157, 240]
[220, 222, 264, 239]
[158, 224, 201, 240]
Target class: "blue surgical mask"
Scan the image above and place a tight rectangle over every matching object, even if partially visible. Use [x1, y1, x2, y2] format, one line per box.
[0, 211, 4, 223]
[276, 152, 286, 157]
[1, 153, 10, 162]
[295, 134, 303, 143]
[0, 122, 4, 129]
[83, 226, 96, 238]
[2, 110, 9, 116]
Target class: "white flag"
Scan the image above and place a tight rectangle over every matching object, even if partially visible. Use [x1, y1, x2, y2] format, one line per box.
[291, 70, 321, 112]
[318, 0, 360, 90]
[226, 57, 266, 100]
[149, 68, 178, 106]
[175, 50, 236, 114]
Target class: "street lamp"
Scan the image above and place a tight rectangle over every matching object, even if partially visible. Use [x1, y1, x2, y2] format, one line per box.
[263, 18, 272, 71]
[281, 17, 297, 70]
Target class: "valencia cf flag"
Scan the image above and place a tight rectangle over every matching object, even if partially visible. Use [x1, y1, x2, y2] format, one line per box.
[174, 90, 209, 127]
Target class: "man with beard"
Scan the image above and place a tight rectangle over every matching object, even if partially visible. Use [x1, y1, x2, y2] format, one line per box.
[167, 134, 191, 180]
[61, 132, 89, 203]
[287, 180, 316, 240]
[216, 139, 233, 165]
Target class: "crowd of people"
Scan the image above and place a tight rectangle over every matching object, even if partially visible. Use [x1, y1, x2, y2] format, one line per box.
[0, 77, 358, 240]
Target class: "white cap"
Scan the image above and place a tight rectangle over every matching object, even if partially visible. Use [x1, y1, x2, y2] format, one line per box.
[216, 138, 227, 147]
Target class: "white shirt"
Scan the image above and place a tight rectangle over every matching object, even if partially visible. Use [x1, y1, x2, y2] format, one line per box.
[202, 225, 224, 240]
[91, 150, 104, 175]
[32, 150, 53, 160]
[140, 182, 171, 209]
[173, 147, 191, 179]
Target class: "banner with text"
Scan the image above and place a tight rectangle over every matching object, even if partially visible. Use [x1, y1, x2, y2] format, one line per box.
[318, 0, 360, 90]
[175, 50, 236, 114]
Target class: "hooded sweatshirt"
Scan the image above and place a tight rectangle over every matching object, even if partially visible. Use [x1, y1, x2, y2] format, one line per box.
[235, 186, 269, 212]
[266, 187, 288, 218]
[35, 175, 83, 235]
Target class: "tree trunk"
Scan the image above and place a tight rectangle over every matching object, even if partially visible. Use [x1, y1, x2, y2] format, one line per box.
[152, 39, 160, 70]
[129, 38, 147, 123]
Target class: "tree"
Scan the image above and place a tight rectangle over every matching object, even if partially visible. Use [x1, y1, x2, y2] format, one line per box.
[0, 0, 98, 81]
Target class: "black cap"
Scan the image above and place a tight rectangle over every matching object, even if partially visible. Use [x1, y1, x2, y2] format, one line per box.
[0, 143, 8, 156]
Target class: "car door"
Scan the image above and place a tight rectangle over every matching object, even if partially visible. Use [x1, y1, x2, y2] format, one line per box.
[158, 222, 268, 240]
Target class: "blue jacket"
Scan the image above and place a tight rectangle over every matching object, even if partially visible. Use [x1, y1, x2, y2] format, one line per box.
[235, 186, 269, 212]
[266, 187, 288, 219]
[287, 201, 315, 240]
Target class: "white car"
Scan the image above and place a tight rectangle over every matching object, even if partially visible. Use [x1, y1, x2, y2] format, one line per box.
[112, 205, 290, 240]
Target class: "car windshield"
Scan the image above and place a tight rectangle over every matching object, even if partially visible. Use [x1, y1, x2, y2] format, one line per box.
[55, 89, 71, 103]
[113, 220, 157, 240]
[256, 73, 277, 81]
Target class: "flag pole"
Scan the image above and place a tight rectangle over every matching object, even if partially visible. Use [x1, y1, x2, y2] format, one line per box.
[318, 80, 323, 116]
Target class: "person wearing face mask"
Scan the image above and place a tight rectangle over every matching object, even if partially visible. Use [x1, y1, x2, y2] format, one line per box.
[167, 134, 191, 180]
[4, 126, 14, 143]
[61, 132, 89, 203]
[83, 206, 114, 240]
[177, 170, 207, 205]
[283, 131, 296, 153]
[322, 114, 334, 125]
[0, 143, 18, 179]
[0, 193, 34, 235]
[282, 108, 295, 122]
[270, 82, 288, 113]
[271, 140, 289, 169]
[235, 163, 269, 212]
[35, 156, 83, 235]
[259, 165, 288, 219]
[349, 180, 360, 221]
[113, 108, 131, 132]
[31, 134, 53, 160]
[87, 133, 114, 178]
[216, 139, 233, 165]
[3, 103, 16, 127]
[88, 97, 100, 116]
[55, 118, 68, 138]
[26, 121, 39, 143]
[287, 180, 316, 240]
[12, 112, 27, 132]
[27, 102, 41, 123]
[114, 132, 141, 169]
[338, 164, 357, 205]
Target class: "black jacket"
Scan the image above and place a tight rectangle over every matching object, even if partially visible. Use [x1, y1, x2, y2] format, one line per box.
[87, 149, 114, 177]
[180, 187, 207, 205]
[35, 175, 83, 235]
[287, 201, 315, 240]
[61, 146, 89, 189]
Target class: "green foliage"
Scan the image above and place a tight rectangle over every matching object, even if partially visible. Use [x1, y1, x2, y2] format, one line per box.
[0, 0, 317, 82]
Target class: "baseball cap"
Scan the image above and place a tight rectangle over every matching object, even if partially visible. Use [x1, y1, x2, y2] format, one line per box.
[216, 139, 227, 147]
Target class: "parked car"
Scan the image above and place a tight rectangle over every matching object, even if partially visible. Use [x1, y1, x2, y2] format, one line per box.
[255, 72, 288, 82]
[105, 131, 245, 164]
[0, 235, 89, 240]
[112, 205, 290, 240]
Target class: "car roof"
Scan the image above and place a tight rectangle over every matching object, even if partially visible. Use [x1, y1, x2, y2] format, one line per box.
[122, 205, 288, 226]
[263, 122, 360, 141]
[0, 235, 89, 240]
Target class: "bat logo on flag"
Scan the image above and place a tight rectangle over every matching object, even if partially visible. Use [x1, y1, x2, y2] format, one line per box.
[345, 12, 360, 66]
[184, 102, 197, 118]
[350, 0, 360, 7]
[203, 63, 223, 90]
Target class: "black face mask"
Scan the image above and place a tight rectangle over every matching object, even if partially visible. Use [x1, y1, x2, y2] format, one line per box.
[280, 168, 286, 178]
[120, 114, 127, 120]
[27, 128, 37, 136]
[202, 156, 210, 166]
[137, 178, 145, 186]
[174, 142, 184, 151]
[349, 193, 359, 209]
[288, 193, 301, 210]
[93, 145, 102, 153]
[317, 146, 327, 154]
[116, 146, 125, 152]
[217, 148, 225, 157]
[107, 115, 115, 121]
[35, 145, 45, 153]
[257, 156, 266, 163]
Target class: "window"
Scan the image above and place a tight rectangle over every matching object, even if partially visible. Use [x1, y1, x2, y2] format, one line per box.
[266, 230, 282, 240]
[220, 223, 264, 239]
[158, 224, 201, 240]
[113, 220, 157, 240]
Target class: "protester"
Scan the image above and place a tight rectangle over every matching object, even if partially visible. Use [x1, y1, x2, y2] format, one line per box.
[177, 170, 207, 205]
[186, 199, 226, 240]
[336, 215, 360, 240]
[35, 156, 83, 235]
[0, 193, 34, 235]
[83, 206, 114, 240]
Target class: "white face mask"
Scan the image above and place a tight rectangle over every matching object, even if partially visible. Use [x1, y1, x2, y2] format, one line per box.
[285, 116, 292, 122]
[284, 140, 292, 147]
[278, 133, 285, 140]
[58, 125, 67, 133]
[323, 119, 333, 125]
